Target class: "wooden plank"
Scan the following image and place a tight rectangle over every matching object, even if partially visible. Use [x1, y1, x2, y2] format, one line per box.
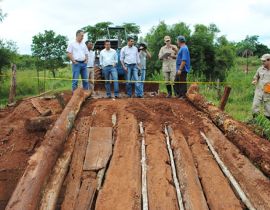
[74, 171, 97, 210]
[61, 117, 92, 210]
[83, 127, 113, 171]
[31, 98, 48, 115]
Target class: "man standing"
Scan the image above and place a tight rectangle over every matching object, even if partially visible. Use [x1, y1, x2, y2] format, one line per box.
[252, 54, 270, 120]
[175, 35, 191, 99]
[85, 41, 95, 90]
[159, 36, 178, 98]
[120, 37, 141, 98]
[138, 43, 151, 97]
[67, 30, 89, 91]
[100, 40, 119, 98]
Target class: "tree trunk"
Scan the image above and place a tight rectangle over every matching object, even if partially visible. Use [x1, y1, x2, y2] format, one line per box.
[219, 86, 231, 111]
[8, 64, 17, 104]
[186, 84, 270, 178]
[5, 88, 91, 210]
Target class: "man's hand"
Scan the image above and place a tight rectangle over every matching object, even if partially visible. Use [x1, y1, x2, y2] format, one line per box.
[252, 80, 257, 85]
[72, 60, 78, 64]
[123, 66, 128, 72]
[177, 70, 182, 76]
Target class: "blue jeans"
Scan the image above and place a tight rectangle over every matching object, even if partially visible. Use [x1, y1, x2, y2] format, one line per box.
[138, 69, 146, 96]
[126, 64, 141, 97]
[72, 63, 89, 91]
[102, 66, 119, 97]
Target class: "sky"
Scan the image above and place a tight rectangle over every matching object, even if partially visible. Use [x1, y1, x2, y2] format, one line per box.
[0, 0, 269, 54]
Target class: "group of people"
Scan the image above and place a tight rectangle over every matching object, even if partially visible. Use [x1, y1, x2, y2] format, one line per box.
[66, 29, 190, 99]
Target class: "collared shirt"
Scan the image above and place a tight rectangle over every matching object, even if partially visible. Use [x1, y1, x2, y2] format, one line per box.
[67, 41, 88, 61]
[176, 45, 191, 73]
[120, 45, 140, 65]
[158, 45, 177, 64]
[87, 50, 95, 68]
[254, 66, 270, 100]
[139, 51, 147, 69]
[100, 48, 118, 67]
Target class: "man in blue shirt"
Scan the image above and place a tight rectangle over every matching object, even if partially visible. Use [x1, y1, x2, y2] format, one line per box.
[175, 35, 190, 98]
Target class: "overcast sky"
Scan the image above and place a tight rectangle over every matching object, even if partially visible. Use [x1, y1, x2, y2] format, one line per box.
[0, 0, 269, 54]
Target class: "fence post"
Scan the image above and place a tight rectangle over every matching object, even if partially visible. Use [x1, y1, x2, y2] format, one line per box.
[8, 64, 17, 104]
[219, 86, 231, 111]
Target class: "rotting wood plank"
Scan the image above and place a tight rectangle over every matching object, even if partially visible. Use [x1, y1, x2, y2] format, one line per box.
[5, 88, 91, 210]
[74, 171, 97, 210]
[61, 116, 92, 210]
[83, 127, 113, 171]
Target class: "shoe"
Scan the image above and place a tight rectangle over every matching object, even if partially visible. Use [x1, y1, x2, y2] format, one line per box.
[166, 94, 172, 98]
[115, 96, 120, 99]
[137, 96, 143, 98]
[106, 96, 112, 99]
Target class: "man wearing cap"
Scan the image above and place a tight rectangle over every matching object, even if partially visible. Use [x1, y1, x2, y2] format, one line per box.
[120, 37, 142, 98]
[252, 54, 270, 120]
[86, 40, 95, 90]
[175, 35, 191, 98]
[159, 36, 178, 98]
[100, 40, 119, 98]
[67, 30, 89, 91]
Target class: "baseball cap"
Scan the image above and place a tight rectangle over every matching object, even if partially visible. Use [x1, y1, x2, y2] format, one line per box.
[261, 54, 270, 61]
[164, 36, 171, 42]
[177, 35, 186, 42]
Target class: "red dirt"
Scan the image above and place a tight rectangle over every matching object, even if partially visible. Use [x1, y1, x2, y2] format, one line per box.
[1, 94, 270, 209]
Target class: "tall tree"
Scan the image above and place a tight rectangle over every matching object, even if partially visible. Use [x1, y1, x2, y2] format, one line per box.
[0, 39, 17, 75]
[83, 22, 141, 44]
[31, 30, 68, 78]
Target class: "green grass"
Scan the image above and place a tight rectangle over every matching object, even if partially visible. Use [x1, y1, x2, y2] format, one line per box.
[0, 66, 73, 107]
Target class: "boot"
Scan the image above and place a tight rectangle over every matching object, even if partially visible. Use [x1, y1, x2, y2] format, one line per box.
[166, 85, 172, 98]
[173, 85, 178, 97]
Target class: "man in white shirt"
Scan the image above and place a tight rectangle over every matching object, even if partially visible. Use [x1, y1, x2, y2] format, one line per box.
[67, 30, 89, 91]
[100, 40, 119, 98]
[85, 41, 95, 90]
[120, 37, 141, 98]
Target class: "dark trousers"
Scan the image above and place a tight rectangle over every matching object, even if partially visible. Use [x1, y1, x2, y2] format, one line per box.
[174, 71, 187, 97]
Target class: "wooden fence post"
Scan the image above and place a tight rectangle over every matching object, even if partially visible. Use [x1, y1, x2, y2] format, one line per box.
[8, 64, 17, 104]
[219, 86, 231, 111]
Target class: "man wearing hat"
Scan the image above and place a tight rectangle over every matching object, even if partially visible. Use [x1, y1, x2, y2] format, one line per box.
[175, 35, 190, 98]
[158, 36, 178, 98]
[252, 54, 270, 120]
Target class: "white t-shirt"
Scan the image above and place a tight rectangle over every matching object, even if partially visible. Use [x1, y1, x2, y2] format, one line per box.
[87, 50, 95, 67]
[67, 41, 88, 61]
[100, 48, 118, 67]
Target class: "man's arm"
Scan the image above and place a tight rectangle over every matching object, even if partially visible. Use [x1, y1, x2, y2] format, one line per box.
[99, 51, 103, 67]
[146, 50, 152, 59]
[67, 52, 77, 64]
[136, 50, 141, 69]
[113, 51, 118, 67]
[120, 48, 127, 72]
[252, 69, 260, 85]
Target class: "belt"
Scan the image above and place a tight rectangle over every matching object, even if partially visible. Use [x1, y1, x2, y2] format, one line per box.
[75, 60, 86, 63]
[125, 63, 136, 65]
[104, 65, 113, 67]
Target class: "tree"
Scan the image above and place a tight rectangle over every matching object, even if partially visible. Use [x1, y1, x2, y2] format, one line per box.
[0, 39, 17, 75]
[0, 0, 7, 22]
[31, 30, 68, 78]
[83, 22, 141, 44]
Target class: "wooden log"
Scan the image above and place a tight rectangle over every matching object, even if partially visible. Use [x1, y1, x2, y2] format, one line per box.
[219, 86, 231, 111]
[61, 117, 92, 210]
[167, 126, 209, 210]
[8, 64, 17, 104]
[25, 115, 57, 132]
[39, 130, 77, 210]
[187, 84, 270, 177]
[5, 88, 91, 210]
[31, 98, 51, 116]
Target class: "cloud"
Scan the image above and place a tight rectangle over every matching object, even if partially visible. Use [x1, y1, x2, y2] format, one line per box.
[0, 0, 269, 54]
